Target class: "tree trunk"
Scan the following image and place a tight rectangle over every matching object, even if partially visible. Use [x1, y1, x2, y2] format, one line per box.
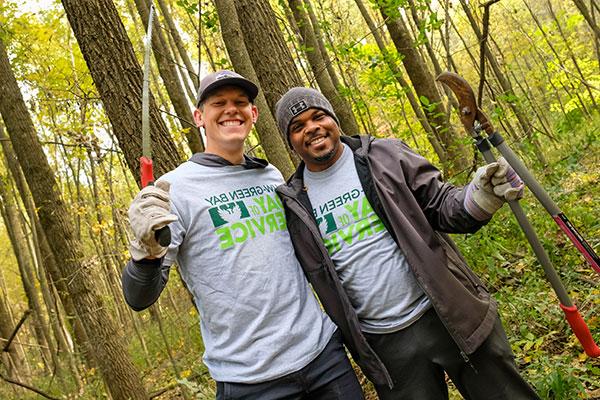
[157, 0, 198, 88]
[573, 0, 600, 38]
[0, 125, 91, 380]
[61, 0, 182, 186]
[213, 0, 295, 178]
[304, 0, 343, 91]
[375, 1, 469, 175]
[234, 0, 302, 165]
[0, 37, 148, 400]
[0, 286, 27, 385]
[0, 177, 54, 372]
[288, 0, 361, 136]
[405, 0, 459, 110]
[354, 0, 446, 163]
[133, 0, 203, 154]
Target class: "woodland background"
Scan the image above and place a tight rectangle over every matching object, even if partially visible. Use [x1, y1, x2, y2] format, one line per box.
[0, 0, 598, 398]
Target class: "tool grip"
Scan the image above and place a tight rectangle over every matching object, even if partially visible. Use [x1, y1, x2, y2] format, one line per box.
[140, 156, 171, 247]
[560, 303, 600, 357]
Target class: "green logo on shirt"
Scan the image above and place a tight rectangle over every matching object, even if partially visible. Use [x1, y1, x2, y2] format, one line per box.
[205, 187, 288, 249]
[313, 193, 386, 254]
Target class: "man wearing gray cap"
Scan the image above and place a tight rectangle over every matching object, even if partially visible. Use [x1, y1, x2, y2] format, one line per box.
[122, 72, 363, 399]
[275, 87, 540, 399]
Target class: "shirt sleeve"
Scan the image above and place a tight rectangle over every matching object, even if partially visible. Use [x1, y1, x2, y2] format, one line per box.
[121, 258, 170, 311]
[390, 139, 488, 233]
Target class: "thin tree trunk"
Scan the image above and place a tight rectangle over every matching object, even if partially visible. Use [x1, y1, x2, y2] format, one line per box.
[406, 0, 459, 110]
[376, 1, 469, 175]
[0, 125, 90, 383]
[157, 0, 198, 88]
[133, 0, 204, 154]
[288, 0, 361, 136]
[547, 0, 598, 109]
[213, 0, 295, 178]
[572, 0, 600, 38]
[304, 0, 342, 90]
[0, 177, 53, 372]
[354, 0, 446, 162]
[0, 36, 148, 400]
[0, 285, 27, 387]
[234, 0, 302, 165]
[459, 0, 546, 165]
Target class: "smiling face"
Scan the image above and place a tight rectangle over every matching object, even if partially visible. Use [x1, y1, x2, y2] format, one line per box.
[193, 85, 258, 161]
[288, 108, 343, 172]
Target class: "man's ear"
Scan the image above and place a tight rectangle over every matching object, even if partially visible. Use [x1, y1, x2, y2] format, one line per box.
[193, 108, 203, 127]
[251, 104, 258, 124]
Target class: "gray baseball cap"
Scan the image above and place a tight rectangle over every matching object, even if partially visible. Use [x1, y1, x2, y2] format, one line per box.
[275, 87, 339, 142]
[196, 70, 259, 107]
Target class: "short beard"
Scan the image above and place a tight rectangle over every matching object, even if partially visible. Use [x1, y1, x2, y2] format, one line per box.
[314, 141, 339, 162]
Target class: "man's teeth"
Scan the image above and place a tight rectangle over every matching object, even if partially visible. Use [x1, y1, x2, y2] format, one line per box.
[309, 137, 326, 145]
[221, 120, 241, 126]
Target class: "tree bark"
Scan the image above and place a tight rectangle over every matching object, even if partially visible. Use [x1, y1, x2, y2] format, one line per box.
[213, 0, 295, 178]
[0, 37, 148, 400]
[234, 0, 302, 164]
[61, 0, 182, 186]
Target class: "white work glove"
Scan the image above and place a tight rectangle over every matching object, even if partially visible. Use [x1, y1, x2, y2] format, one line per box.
[128, 180, 178, 261]
[464, 157, 524, 221]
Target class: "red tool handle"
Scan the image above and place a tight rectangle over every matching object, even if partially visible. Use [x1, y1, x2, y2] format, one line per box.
[560, 303, 600, 357]
[140, 156, 154, 188]
[140, 156, 171, 247]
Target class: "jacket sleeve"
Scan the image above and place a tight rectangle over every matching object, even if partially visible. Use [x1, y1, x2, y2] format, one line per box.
[389, 139, 489, 233]
[121, 258, 170, 311]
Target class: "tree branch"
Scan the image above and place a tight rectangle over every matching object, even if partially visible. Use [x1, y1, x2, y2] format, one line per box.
[0, 372, 61, 400]
[2, 310, 31, 352]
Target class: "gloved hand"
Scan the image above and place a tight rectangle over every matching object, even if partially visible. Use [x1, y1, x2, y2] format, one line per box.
[128, 180, 178, 260]
[464, 157, 524, 221]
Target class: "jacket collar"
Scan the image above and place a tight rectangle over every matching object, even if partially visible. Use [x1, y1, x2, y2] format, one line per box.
[189, 152, 268, 169]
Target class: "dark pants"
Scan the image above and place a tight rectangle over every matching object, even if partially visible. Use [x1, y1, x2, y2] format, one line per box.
[216, 330, 363, 400]
[364, 308, 540, 400]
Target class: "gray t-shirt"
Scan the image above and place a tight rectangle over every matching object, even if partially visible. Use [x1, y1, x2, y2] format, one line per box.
[304, 144, 431, 333]
[161, 159, 336, 383]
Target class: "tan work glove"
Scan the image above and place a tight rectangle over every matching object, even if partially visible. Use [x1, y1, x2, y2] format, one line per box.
[464, 157, 524, 221]
[128, 180, 178, 260]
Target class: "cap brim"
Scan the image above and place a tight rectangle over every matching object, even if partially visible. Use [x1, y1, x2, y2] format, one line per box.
[197, 78, 259, 107]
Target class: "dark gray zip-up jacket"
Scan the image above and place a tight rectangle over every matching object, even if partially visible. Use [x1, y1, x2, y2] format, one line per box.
[276, 135, 499, 388]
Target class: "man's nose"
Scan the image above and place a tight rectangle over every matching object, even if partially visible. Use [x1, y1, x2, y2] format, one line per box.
[223, 101, 238, 114]
[304, 119, 319, 135]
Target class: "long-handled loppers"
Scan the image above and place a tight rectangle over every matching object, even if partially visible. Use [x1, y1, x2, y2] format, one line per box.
[437, 71, 599, 357]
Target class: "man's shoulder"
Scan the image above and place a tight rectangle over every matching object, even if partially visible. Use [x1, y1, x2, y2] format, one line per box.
[159, 161, 196, 182]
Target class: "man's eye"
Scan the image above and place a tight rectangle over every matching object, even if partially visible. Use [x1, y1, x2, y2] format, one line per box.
[314, 113, 324, 120]
[290, 124, 302, 133]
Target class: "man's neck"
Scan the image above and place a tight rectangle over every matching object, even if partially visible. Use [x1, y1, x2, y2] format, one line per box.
[204, 147, 245, 165]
